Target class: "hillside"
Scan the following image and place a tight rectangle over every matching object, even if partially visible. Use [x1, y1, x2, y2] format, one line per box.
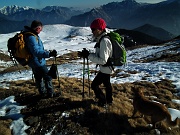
[0, 46, 180, 134]
[0, 18, 31, 34]
[115, 29, 162, 46]
[0, 74, 179, 135]
[0, 24, 180, 135]
[133, 24, 175, 41]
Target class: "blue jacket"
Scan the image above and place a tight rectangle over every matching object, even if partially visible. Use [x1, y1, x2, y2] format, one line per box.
[24, 26, 50, 68]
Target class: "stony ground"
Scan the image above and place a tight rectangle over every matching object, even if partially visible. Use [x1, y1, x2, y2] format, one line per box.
[0, 44, 180, 135]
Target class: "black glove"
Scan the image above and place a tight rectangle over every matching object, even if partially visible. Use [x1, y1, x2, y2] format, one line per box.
[78, 51, 83, 57]
[49, 50, 57, 57]
[82, 49, 89, 58]
[78, 49, 89, 58]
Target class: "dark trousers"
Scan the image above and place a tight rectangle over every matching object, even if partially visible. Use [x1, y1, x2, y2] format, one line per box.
[91, 72, 113, 103]
[32, 65, 54, 95]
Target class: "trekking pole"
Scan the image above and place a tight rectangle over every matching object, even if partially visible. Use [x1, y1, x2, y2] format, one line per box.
[87, 58, 91, 97]
[32, 72, 35, 83]
[55, 57, 61, 95]
[13, 58, 22, 73]
[82, 57, 85, 98]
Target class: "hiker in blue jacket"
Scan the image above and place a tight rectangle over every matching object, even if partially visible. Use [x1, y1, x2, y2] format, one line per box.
[24, 20, 57, 98]
[78, 18, 113, 106]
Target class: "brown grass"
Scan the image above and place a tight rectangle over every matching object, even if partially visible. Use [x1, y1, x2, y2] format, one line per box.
[0, 77, 179, 135]
[0, 119, 12, 135]
[0, 52, 180, 134]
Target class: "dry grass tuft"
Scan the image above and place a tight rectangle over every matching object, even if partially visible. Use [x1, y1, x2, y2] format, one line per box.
[0, 52, 180, 134]
[0, 119, 12, 135]
[0, 77, 179, 134]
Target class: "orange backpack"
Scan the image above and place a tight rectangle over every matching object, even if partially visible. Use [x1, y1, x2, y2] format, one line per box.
[7, 31, 38, 66]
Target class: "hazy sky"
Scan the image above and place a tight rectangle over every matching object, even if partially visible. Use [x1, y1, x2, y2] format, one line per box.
[0, 0, 166, 9]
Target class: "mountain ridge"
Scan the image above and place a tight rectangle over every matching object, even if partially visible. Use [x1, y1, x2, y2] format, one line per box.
[133, 24, 175, 41]
[65, 0, 180, 36]
[0, 5, 32, 15]
[0, 0, 179, 41]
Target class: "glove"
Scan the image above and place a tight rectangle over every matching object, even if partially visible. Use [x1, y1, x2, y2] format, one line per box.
[78, 49, 89, 58]
[78, 51, 83, 57]
[49, 50, 57, 57]
[82, 49, 89, 58]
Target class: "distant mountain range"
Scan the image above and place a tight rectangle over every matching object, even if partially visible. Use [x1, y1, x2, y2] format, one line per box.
[66, 0, 180, 37]
[0, 5, 87, 34]
[0, 5, 32, 15]
[0, 0, 179, 43]
[0, 5, 86, 24]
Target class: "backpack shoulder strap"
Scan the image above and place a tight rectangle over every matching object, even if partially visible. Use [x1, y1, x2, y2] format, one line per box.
[94, 34, 110, 48]
[94, 33, 114, 70]
[23, 32, 38, 41]
[100, 34, 110, 42]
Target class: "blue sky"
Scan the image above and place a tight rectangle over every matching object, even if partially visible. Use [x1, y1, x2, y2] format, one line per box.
[0, 0, 165, 9]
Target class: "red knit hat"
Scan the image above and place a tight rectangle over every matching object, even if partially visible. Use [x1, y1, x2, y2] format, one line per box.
[90, 18, 106, 30]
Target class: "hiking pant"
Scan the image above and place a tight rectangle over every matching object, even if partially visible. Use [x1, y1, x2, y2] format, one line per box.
[91, 72, 113, 103]
[32, 65, 54, 95]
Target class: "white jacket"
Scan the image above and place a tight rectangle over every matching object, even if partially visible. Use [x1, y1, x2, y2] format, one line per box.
[88, 32, 114, 74]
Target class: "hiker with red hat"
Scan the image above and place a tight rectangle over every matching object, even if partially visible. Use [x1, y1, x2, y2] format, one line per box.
[78, 18, 113, 106]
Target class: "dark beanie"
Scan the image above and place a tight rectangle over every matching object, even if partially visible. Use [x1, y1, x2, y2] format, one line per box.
[31, 20, 42, 29]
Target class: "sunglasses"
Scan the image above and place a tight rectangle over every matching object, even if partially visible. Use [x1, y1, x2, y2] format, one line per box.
[91, 28, 97, 32]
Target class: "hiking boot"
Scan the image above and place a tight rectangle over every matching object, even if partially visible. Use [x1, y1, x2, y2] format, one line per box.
[40, 93, 46, 98]
[107, 100, 112, 104]
[98, 101, 106, 107]
[97, 99, 106, 107]
[107, 102, 112, 106]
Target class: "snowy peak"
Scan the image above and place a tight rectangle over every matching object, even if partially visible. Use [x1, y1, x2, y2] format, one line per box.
[0, 5, 33, 15]
[120, 0, 141, 9]
[104, 0, 141, 10]
[42, 6, 71, 12]
[122, 0, 139, 5]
